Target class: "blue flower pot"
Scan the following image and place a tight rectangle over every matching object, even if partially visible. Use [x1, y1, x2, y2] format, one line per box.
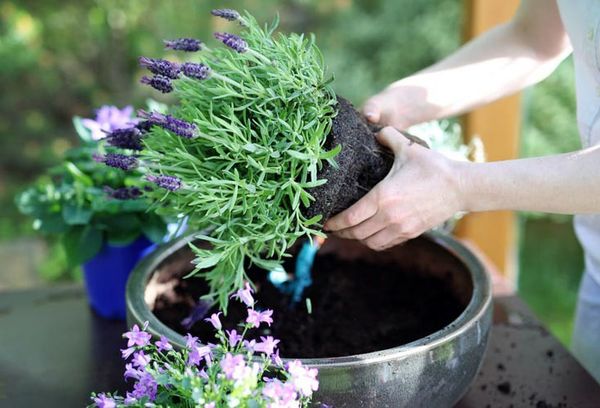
[83, 235, 155, 320]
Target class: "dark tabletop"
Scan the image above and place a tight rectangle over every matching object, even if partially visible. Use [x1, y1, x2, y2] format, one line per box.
[0, 285, 599, 408]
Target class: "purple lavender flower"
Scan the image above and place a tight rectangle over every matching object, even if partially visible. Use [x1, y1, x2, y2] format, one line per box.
[146, 174, 182, 192]
[181, 62, 211, 80]
[232, 282, 254, 306]
[253, 336, 280, 356]
[105, 126, 144, 150]
[155, 336, 173, 352]
[93, 393, 116, 408]
[139, 110, 197, 139]
[135, 120, 154, 133]
[94, 153, 138, 171]
[211, 8, 241, 21]
[214, 32, 248, 53]
[246, 309, 273, 328]
[139, 57, 181, 79]
[205, 312, 222, 330]
[141, 75, 173, 93]
[104, 186, 143, 200]
[164, 38, 203, 52]
[82, 105, 137, 141]
[123, 323, 152, 347]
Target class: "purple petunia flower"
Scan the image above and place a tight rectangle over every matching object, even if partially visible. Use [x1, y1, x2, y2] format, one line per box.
[146, 174, 182, 192]
[181, 62, 211, 80]
[141, 75, 173, 93]
[164, 38, 203, 52]
[93, 393, 116, 408]
[123, 323, 152, 347]
[246, 308, 273, 328]
[211, 8, 241, 21]
[139, 57, 181, 79]
[253, 336, 280, 356]
[138, 110, 197, 139]
[155, 336, 173, 352]
[132, 351, 151, 368]
[94, 153, 138, 171]
[104, 186, 143, 200]
[124, 363, 143, 381]
[205, 312, 222, 330]
[214, 32, 247, 53]
[232, 282, 254, 307]
[82, 105, 137, 141]
[105, 127, 144, 150]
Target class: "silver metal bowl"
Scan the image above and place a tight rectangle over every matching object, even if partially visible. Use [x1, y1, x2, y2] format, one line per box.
[126, 232, 492, 408]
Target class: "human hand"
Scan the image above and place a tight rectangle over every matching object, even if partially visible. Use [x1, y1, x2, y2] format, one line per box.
[323, 126, 466, 250]
[362, 83, 433, 129]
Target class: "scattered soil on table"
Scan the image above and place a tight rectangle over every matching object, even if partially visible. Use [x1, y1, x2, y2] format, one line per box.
[152, 251, 466, 358]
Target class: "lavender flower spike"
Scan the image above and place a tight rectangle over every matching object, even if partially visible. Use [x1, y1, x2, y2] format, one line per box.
[104, 186, 143, 200]
[214, 32, 248, 53]
[105, 127, 143, 150]
[164, 38, 203, 52]
[140, 75, 173, 94]
[94, 153, 138, 171]
[138, 57, 181, 79]
[138, 110, 198, 139]
[146, 174, 182, 191]
[181, 62, 211, 80]
[211, 9, 241, 22]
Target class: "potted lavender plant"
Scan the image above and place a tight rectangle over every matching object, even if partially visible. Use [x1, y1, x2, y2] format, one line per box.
[16, 106, 169, 320]
[89, 9, 492, 406]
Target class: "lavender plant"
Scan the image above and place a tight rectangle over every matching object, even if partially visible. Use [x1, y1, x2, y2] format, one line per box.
[97, 10, 338, 308]
[89, 283, 319, 407]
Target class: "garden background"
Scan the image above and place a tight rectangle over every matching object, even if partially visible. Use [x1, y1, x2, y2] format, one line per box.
[0, 0, 582, 345]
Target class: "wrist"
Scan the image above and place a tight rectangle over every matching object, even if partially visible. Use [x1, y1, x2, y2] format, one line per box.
[453, 160, 479, 212]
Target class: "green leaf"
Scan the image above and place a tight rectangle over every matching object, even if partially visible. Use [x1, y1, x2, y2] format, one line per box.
[62, 225, 103, 266]
[62, 203, 93, 225]
[106, 229, 141, 246]
[319, 143, 342, 160]
[34, 213, 69, 234]
[140, 214, 167, 243]
[72, 116, 93, 142]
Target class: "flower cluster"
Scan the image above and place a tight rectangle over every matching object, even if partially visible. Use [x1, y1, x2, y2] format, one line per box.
[89, 284, 319, 408]
[92, 9, 338, 309]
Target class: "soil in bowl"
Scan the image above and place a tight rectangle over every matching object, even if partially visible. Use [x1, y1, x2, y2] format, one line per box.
[151, 239, 468, 359]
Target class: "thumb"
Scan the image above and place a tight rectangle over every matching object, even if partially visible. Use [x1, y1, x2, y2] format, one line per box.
[362, 97, 382, 124]
[375, 126, 411, 155]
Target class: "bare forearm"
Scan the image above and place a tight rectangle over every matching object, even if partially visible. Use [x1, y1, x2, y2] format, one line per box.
[459, 146, 600, 214]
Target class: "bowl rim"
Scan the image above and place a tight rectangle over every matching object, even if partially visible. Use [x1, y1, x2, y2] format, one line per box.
[126, 231, 492, 368]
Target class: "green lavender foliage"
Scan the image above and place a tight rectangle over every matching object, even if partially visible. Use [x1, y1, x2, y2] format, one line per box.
[142, 12, 338, 308]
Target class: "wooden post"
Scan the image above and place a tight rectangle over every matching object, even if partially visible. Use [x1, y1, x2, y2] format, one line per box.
[455, 0, 521, 286]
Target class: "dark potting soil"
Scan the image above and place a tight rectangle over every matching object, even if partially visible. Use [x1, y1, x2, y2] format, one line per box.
[152, 251, 466, 359]
[303, 96, 395, 221]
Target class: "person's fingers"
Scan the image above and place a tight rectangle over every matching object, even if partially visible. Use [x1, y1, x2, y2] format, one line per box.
[362, 227, 401, 251]
[332, 214, 383, 241]
[376, 126, 412, 154]
[323, 188, 379, 232]
[362, 97, 381, 124]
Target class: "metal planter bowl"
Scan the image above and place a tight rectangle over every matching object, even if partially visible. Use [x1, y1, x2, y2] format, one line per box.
[126, 232, 492, 408]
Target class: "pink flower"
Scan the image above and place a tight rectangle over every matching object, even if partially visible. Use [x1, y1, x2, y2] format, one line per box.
[81, 105, 137, 141]
[262, 379, 298, 407]
[226, 329, 242, 347]
[185, 334, 199, 349]
[232, 282, 254, 306]
[155, 336, 173, 352]
[254, 336, 280, 356]
[246, 309, 273, 328]
[287, 360, 319, 397]
[93, 393, 116, 408]
[220, 353, 247, 380]
[132, 351, 151, 368]
[121, 347, 136, 360]
[188, 345, 212, 366]
[124, 323, 152, 347]
[124, 363, 143, 381]
[205, 312, 222, 330]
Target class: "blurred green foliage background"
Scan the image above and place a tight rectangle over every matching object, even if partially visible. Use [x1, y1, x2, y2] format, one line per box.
[0, 0, 583, 345]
